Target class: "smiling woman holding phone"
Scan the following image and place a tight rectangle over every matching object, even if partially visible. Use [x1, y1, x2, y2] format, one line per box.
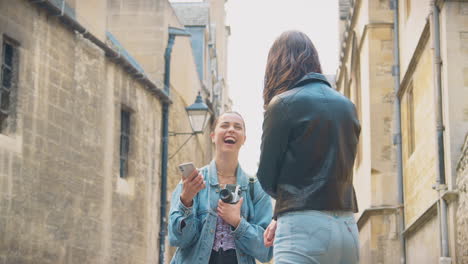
[168, 111, 273, 264]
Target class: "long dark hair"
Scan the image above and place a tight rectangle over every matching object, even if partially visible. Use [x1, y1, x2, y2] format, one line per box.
[263, 31, 322, 107]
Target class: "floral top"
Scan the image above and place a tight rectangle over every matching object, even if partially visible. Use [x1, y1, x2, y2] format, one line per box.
[212, 215, 236, 251]
[168, 160, 274, 264]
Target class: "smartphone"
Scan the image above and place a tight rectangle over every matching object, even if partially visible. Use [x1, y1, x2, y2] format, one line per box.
[178, 162, 197, 180]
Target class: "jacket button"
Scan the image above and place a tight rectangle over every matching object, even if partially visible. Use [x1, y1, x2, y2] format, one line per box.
[210, 229, 214, 233]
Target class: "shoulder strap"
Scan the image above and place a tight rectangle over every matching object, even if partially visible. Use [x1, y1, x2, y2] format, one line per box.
[248, 177, 255, 202]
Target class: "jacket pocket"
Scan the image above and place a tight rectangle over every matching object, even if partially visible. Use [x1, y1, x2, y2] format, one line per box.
[197, 209, 209, 226]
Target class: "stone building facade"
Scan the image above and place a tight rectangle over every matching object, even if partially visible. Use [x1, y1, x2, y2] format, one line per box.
[457, 134, 468, 263]
[337, 0, 468, 263]
[172, 0, 232, 117]
[0, 0, 229, 263]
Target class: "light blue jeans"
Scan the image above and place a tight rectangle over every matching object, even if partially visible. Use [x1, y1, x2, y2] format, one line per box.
[274, 210, 359, 264]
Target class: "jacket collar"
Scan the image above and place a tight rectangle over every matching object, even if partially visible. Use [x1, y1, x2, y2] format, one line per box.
[207, 160, 248, 188]
[291, 72, 331, 90]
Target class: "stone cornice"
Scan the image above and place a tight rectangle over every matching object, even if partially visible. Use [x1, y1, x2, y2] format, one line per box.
[359, 23, 394, 54]
[356, 205, 401, 230]
[403, 190, 458, 237]
[402, 199, 438, 237]
[357, 190, 459, 235]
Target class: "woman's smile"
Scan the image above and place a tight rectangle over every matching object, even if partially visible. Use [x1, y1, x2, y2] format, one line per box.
[223, 135, 237, 145]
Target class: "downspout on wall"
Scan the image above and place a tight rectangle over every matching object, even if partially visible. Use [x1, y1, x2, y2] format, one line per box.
[158, 34, 173, 264]
[430, 1, 451, 262]
[390, 0, 406, 263]
[159, 27, 191, 264]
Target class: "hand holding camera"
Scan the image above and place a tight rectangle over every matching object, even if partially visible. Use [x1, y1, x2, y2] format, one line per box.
[217, 196, 243, 228]
[178, 162, 205, 207]
[217, 184, 243, 228]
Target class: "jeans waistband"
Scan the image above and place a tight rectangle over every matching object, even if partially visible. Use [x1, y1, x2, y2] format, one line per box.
[280, 210, 354, 218]
[321, 210, 354, 218]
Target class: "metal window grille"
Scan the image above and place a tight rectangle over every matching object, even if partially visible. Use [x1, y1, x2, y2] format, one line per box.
[120, 109, 131, 178]
[0, 41, 15, 132]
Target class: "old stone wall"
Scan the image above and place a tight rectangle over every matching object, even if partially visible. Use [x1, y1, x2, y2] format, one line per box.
[400, 39, 439, 226]
[406, 214, 440, 264]
[0, 1, 164, 263]
[441, 1, 468, 187]
[335, 0, 402, 263]
[368, 25, 398, 207]
[457, 134, 468, 264]
[358, 210, 400, 264]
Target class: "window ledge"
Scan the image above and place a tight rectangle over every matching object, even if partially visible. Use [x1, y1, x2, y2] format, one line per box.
[116, 176, 135, 197]
[0, 133, 21, 153]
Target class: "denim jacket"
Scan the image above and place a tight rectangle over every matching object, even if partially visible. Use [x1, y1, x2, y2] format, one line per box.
[168, 160, 273, 264]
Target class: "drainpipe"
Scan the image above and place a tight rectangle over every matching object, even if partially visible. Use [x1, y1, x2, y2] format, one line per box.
[390, 0, 406, 263]
[430, 1, 451, 263]
[159, 27, 191, 264]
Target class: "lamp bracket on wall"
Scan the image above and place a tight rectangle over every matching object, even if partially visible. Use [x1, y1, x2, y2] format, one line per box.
[169, 131, 201, 136]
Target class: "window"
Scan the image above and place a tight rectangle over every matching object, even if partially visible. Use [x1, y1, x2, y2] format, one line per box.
[406, 84, 415, 157]
[0, 39, 18, 133]
[120, 109, 131, 178]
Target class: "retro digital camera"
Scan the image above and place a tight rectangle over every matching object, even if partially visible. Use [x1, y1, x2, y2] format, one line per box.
[219, 184, 242, 204]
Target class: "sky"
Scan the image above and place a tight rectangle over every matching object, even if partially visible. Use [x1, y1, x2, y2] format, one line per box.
[225, 0, 340, 175]
[169, 0, 340, 174]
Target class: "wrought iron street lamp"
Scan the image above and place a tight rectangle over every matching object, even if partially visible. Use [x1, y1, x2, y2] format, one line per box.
[167, 93, 210, 160]
[179, 92, 210, 135]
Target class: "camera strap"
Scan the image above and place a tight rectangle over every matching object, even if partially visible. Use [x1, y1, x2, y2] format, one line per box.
[248, 177, 255, 202]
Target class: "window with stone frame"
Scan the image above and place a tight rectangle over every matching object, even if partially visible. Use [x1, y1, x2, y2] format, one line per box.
[120, 108, 132, 178]
[0, 37, 19, 134]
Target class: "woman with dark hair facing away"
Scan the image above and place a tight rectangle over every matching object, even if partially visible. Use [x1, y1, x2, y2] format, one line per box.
[168, 111, 273, 264]
[257, 31, 361, 264]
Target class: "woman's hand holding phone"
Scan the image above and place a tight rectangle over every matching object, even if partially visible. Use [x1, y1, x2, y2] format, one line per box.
[179, 163, 206, 207]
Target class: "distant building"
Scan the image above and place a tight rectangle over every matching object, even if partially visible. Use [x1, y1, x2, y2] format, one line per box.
[171, 0, 231, 116]
[337, 0, 468, 263]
